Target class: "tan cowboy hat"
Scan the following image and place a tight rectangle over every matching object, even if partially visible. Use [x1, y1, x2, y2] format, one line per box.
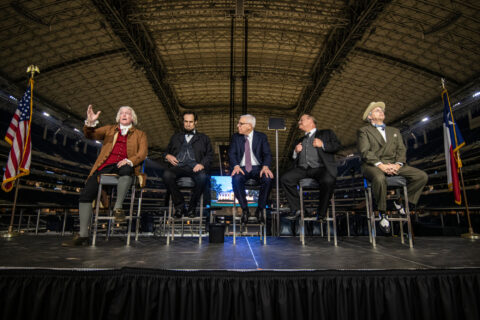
[362, 101, 385, 121]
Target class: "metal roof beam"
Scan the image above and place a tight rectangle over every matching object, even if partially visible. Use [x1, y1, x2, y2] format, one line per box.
[279, 0, 392, 170]
[91, 0, 182, 131]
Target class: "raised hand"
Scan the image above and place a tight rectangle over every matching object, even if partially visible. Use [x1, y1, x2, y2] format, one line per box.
[86, 104, 101, 124]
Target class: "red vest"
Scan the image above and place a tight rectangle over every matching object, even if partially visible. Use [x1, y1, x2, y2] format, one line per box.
[97, 134, 128, 171]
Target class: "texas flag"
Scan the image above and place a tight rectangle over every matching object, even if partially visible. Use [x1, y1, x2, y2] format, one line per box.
[442, 88, 465, 205]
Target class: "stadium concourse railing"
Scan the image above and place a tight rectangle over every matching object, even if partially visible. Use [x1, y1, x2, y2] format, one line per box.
[1, 147, 479, 238]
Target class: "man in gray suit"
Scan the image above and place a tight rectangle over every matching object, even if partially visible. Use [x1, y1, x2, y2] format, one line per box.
[357, 101, 428, 233]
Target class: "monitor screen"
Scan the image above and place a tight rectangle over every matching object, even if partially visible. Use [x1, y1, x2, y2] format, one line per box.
[210, 175, 259, 207]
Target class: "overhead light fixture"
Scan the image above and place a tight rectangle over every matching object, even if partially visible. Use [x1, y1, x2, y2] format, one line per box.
[95, 140, 101, 144]
[43, 112, 50, 117]
[9, 95, 17, 101]
[453, 102, 461, 107]
[73, 128, 80, 132]
[472, 91, 480, 98]
[422, 117, 429, 122]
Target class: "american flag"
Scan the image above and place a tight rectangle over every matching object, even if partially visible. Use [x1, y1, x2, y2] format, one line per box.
[2, 79, 33, 192]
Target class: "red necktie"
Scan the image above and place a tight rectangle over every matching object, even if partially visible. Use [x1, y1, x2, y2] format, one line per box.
[244, 136, 252, 172]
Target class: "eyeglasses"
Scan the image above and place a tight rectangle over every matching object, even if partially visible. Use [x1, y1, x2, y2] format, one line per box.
[237, 122, 250, 126]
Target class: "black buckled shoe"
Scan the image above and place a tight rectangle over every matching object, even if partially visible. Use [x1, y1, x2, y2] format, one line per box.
[114, 208, 126, 222]
[61, 235, 89, 247]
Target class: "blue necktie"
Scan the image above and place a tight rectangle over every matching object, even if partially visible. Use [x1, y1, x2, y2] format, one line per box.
[373, 124, 385, 130]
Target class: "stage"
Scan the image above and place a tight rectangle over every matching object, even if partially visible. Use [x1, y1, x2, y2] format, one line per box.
[1, 235, 479, 270]
[1, 235, 479, 320]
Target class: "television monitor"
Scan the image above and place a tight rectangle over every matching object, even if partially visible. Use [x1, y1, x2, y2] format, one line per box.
[210, 175, 259, 208]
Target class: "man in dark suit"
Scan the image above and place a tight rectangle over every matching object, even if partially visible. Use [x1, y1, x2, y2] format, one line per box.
[358, 101, 428, 233]
[163, 111, 213, 218]
[281, 114, 341, 220]
[229, 114, 274, 224]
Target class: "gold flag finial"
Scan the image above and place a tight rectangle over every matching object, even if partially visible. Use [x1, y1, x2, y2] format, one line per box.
[26, 65, 40, 79]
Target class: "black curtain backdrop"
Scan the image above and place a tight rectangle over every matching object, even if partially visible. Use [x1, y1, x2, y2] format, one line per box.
[1, 268, 479, 320]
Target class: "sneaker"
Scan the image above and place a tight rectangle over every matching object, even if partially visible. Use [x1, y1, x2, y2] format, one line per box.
[61, 235, 88, 247]
[393, 201, 406, 215]
[378, 215, 391, 234]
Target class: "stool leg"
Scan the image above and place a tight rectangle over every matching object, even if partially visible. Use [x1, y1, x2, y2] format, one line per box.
[106, 188, 114, 241]
[332, 196, 337, 247]
[299, 186, 305, 246]
[199, 194, 203, 245]
[92, 184, 103, 246]
[167, 197, 173, 245]
[233, 200, 236, 245]
[135, 189, 143, 241]
[35, 209, 41, 235]
[327, 207, 331, 242]
[404, 186, 414, 248]
[365, 189, 372, 243]
[126, 183, 136, 246]
[368, 187, 376, 248]
[346, 211, 350, 237]
[62, 209, 67, 236]
[263, 208, 267, 245]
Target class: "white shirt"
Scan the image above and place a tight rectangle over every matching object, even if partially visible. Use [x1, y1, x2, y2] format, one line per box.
[185, 129, 196, 143]
[120, 124, 132, 136]
[240, 131, 260, 166]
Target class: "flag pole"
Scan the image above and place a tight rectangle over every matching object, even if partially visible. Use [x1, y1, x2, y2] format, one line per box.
[3, 178, 21, 238]
[442, 78, 479, 239]
[458, 163, 478, 239]
[2, 65, 39, 238]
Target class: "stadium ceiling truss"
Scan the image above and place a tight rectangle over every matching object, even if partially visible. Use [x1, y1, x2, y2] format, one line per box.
[0, 0, 478, 170]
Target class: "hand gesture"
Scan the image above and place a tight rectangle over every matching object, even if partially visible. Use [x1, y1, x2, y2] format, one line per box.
[87, 104, 101, 124]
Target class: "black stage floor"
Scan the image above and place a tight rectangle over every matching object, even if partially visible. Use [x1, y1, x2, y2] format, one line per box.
[1, 235, 479, 270]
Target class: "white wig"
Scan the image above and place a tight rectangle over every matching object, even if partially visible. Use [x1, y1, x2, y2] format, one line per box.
[116, 106, 138, 126]
[240, 114, 256, 128]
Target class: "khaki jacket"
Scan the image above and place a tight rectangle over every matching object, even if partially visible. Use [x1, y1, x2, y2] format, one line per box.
[84, 124, 148, 178]
[357, 125, 406, 166]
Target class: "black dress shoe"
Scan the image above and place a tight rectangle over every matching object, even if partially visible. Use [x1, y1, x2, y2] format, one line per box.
[285, 210, 300, 220]
[378, 215, 391, 234]
[187, 208, 196, 218]
[256, 208, 265, 223]
[174, 205, 186, 219]
[241, 208, 249, 224]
